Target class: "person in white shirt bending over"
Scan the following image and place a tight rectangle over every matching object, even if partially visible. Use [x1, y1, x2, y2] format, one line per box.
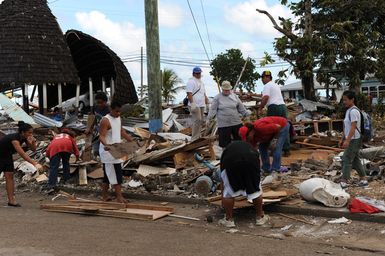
[186, 66, 209, 141]
[99, 101, 134, 203]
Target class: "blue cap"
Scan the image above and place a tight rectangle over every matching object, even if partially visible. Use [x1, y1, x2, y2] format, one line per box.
[193, 66, 202, 73]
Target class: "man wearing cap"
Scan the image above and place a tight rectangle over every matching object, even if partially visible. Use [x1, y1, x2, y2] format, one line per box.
[186, 66, 209, 140]
[259, 70, 290, 155]
[239, 116, 289, 174]
[207, 80, 250, 148]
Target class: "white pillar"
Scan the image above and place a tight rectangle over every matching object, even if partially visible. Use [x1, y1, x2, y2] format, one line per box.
[102, 77, 106, 93]
[24, 84, 29, 113]
[110, 77, 115, 98]
[43, 83, 47, 114]
[89, 77, 94, 109]
[75, 84, 80, 108]
[58, 83, 62, 111]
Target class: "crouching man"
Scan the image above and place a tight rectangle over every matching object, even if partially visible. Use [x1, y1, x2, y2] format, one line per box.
[219, 141, 270, 228]
[99, 101, 133, 203]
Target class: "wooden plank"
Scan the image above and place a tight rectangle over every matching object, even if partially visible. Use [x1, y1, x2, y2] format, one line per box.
[67, 199, 174, 212]
[82, 114, 95, 162]
[87, 167, 104, 179]
[41, 203, 171, 221]
[136, 165, 176, 177]
[295, 141, 343, 152]
[173, 152, 196, 170]
[263, 190, 288, 199]
[78, 166, 88, 185]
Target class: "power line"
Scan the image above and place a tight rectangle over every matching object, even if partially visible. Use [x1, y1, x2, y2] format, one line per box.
[186, 0, 211, 63]
[200, 0, 214, 59]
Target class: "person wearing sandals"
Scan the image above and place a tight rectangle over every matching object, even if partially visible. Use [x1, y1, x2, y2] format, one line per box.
[0, 121, 41, 207]
[339, 91, 368, 188]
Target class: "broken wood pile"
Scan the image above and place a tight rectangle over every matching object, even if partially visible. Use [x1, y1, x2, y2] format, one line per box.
[41, 199, 173, 221]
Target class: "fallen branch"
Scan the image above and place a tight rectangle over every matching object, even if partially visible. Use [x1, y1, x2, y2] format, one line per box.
[278, 213, 317, 226]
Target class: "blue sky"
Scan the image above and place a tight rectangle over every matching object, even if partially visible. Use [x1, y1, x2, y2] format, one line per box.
[47, 0, 296, 100]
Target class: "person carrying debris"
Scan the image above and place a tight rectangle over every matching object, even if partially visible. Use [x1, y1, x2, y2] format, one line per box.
[219, 141, 269, 227]
[85, 92, 110, 157]
[46, 128, 79, 192]
[207, 80, 250, 148]
[0, 121, 41, 207]
[99, 101, 133, 203]
[186, 66, 209, 141]
[339, 90, 368, 188]
[239, 116, 289, 174]
[258, 70, 290, 156]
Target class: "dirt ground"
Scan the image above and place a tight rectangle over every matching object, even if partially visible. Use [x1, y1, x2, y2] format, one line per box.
[0, 187, 385, 256]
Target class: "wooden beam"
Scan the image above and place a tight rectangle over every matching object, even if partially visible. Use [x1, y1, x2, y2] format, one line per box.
[296, 141, 343, 152]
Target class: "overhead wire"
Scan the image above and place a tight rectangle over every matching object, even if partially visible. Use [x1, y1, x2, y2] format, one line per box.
[186, 0, 211, 63]
[200, 0, 214, 59]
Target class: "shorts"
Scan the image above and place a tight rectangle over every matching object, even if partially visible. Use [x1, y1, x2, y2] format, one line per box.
[103, 163, 123, 185]
[0, 156, 15, 173]
[218, 124, 243, 148]
[221, 169, 262, 201]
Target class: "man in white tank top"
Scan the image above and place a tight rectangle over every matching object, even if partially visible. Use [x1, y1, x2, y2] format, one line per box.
[99, 101, 133, 203]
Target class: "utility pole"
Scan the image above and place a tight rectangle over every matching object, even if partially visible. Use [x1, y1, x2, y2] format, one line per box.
[145, 0, 162, 133]
[140, 46, 144, 100]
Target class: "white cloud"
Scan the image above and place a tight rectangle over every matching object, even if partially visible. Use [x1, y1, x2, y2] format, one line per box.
[238, 42, 255, 53]
[75, 11, 145, 56]
[224, 0, 292, 38]
[75, 11, 145, 88]
[158, 3, 184, 28]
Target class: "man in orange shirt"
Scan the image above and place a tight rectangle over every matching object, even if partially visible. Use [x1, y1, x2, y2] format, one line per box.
[239, 116, 289, 174]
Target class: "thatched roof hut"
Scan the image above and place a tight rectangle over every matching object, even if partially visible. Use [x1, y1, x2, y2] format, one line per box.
[0, 0, 79, 90]
[65, 30, 138, 105]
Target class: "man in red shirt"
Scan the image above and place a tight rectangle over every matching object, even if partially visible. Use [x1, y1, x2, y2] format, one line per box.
[239, 116, 289, 174]
[46, 128, 79, 191]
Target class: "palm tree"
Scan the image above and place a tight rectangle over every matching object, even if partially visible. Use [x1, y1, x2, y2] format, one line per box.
[161, 68, 184, 104]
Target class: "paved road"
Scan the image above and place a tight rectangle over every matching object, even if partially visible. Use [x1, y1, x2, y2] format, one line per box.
[0, 190, 383, 256]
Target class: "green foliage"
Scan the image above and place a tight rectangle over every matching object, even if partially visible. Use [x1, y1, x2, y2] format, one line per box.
[161, 68, 184, 104]
[210, 49, 259, 92]
[259, 0, 385, 98]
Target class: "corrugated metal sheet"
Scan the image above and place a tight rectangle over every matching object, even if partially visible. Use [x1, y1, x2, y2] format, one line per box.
[33, 113, 62, 128]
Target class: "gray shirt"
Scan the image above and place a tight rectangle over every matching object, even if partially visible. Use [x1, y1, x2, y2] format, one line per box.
[208, 93, 250, 128]
[344, 106, 361, 139]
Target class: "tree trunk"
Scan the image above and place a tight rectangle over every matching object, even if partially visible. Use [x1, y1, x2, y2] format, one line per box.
[302, 74, 316, 100]
[349, 82, 361, 94]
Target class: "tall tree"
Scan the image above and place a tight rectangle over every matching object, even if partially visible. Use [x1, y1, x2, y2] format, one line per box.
[313, 0, 385, 93]
[161, 68, 184, 104]
[257, 0, 317, 100]
[258, 0, 385, 97]
[210, 49, 259, 92]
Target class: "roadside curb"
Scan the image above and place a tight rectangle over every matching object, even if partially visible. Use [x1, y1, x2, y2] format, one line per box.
[265, 203, 385, 224]
[66, 187, 385, 223]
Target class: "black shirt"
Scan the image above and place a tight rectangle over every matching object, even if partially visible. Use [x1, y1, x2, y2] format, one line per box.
[220, 141, 261, 194]
[0, 133, 26, 158]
